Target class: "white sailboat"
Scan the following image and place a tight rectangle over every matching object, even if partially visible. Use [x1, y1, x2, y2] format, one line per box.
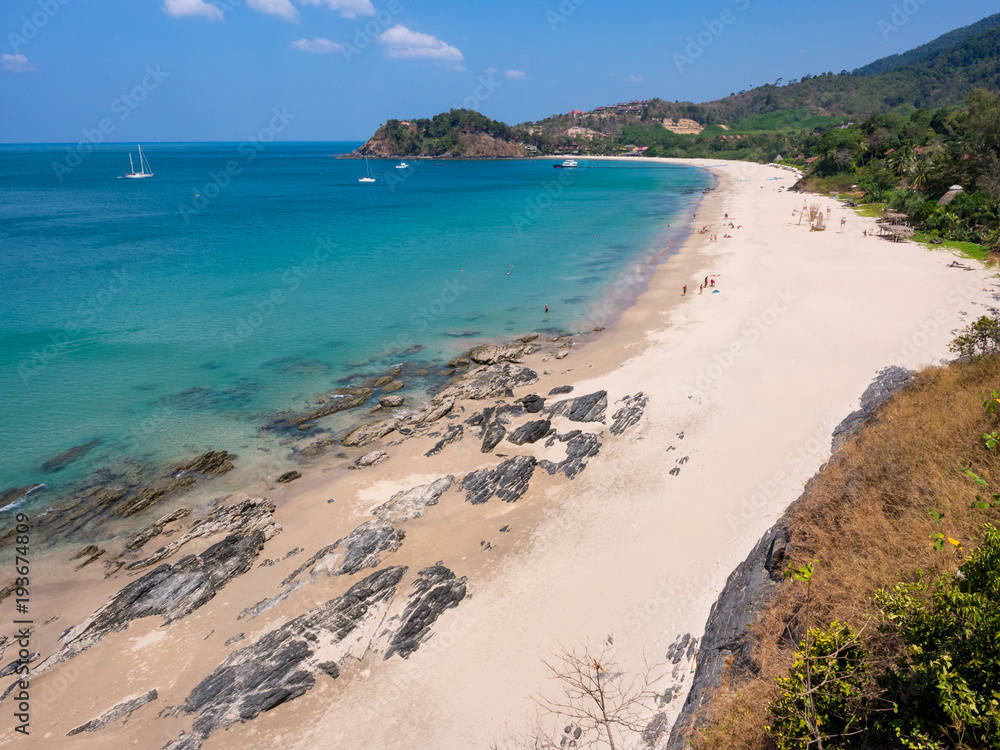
[358, 156, 376, 183]
[124, 145, 154, 179]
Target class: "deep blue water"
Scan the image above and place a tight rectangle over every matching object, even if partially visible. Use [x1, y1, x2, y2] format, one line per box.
[0, 142, 708, 505]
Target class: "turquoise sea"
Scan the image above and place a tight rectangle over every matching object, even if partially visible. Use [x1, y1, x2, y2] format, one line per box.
[0, 142, 709, 509]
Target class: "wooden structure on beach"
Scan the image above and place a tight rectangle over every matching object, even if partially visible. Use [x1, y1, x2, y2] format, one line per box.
[878, 211, 915, 242]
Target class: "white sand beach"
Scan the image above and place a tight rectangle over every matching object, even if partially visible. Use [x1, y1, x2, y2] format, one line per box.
[9, 158, 997, 750]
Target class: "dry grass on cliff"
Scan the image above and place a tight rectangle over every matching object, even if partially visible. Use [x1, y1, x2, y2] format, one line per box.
[688, 354, 1000, 750]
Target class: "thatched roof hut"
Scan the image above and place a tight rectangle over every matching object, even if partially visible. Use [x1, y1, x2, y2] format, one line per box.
[938, 185, 964, 206]
[883, 212, 909, 224]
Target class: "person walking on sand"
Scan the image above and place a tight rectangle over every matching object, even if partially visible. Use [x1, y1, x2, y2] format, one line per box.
[699, 284, 704, 295]
[704, 276, 708, 287]
[682, 285, 687, 296]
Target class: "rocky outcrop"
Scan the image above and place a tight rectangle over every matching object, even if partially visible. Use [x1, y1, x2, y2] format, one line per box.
[371, 476, 454, 524]
[6, 501, 280, 696]
[609, 392, 648, 436]
[665, 524, 790, 748]
[355, 450, 389, 468]
[175, 451, 236, 477]
[275, 470, 301, 484]
[409, 399, 455, 425]
[124, 498, 280, 573]
[518, 394, 546, 414]
[461, 456, 537, 505]
[467, 342, 538, 365]
[831, 366, 913, 450]
[379, 395, 405, 408]
[507, 419, 552, 446]
[382, 565, 467, 660]
[265, 394, 367, 431]
[164, 567, 408, 750]
[341, 419, 400, 448]
[164, 564, 467, 750]
[435, 363, 538, 402]
[283, 521, 404, 588]
[116, 508, 192, 558]
[425, 424, 464, 457]
[546, 390, 608, 423]
[467, 404, 527, 453]
[540, 431, 602, 479]
[67, 689, 158, 736]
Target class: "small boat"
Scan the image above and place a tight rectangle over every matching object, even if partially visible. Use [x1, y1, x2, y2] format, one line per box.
[124, 145, 153, 179]
[358, 156, 376, 183]
[553, 159, 578, 169]
[395, 161, 409, 169]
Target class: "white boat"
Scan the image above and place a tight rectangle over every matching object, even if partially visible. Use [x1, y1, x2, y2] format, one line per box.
[395, 161, 409, 169]
[124, 145, 154, 179]
[553, 159, 578, 169]
[358, 156, 376, 183]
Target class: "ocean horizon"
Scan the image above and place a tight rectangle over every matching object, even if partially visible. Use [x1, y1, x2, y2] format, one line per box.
[0, 142, 709, 513]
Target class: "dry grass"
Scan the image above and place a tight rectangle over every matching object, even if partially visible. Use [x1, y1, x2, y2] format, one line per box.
[687, 355, 1000, 750]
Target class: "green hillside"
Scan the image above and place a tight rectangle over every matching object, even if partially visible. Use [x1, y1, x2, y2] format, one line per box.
[854, 11, 1000, 76]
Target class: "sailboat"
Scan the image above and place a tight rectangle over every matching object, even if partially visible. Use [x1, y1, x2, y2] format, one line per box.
[124, 145, 154, 179]
[358, 156, 376, 183]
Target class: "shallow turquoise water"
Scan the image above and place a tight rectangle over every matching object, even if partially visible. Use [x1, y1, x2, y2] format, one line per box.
[0, 143, 709, 502]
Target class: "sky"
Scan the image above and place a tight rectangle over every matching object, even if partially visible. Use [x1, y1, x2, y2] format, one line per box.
[0, 0, 995, 143]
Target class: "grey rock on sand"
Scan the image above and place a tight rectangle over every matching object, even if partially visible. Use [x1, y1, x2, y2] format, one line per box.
[507, 419, 552, 446]
[546, 390, 608, 423]
[461, 455, 537, 505]
[425, 424, 464, 457]
[67, 689, 158, 736]
[609, 392, 649, 436]
[540, 431, 602, 479]
[164, 565, 466, 750]
[371, 476, 454, 524]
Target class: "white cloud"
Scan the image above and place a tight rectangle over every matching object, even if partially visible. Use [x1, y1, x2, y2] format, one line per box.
[298, 0, 375, 19]
[290, 37, 343, 53]
[377, 25, 464, 69]
[2, 53, 37, 72]
[505, 69, 526, 80]
[627, 74, 643, 82]
[248, 0, 299, 22]
[162, 0, 224, 20]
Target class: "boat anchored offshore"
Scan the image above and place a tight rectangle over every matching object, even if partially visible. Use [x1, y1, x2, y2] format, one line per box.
[124, 145, 154, 179]
[553, 159, 578, 169]
[395, 161, 409, 169]
[358, 156, 376, 183]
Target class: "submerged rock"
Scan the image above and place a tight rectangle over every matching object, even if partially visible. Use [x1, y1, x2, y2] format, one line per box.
[461, 456, 537, 505]
[40, 439, 102, 473]
[175, 451, 236, 477]
[275, 471, 301, 484]
[379, 395, 405, 408]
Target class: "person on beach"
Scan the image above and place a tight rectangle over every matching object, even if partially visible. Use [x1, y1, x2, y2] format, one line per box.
[682, 285, 687, 296]
[704, 276, 708, 286]
[710, 278, 715, 288]
[699, 284, 704, 294]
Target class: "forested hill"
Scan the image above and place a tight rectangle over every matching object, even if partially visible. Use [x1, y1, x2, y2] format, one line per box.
[853, 11, 1000, 76]
[355, 110, 526, 159]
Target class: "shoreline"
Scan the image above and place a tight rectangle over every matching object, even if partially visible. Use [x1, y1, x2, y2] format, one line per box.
[6, 158, 997, 749]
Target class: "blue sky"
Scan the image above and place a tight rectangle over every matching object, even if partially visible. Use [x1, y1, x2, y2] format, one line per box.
[0, 0, 995, 142]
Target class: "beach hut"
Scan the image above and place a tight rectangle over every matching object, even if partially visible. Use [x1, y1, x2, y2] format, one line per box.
[938, 185, 964, 206]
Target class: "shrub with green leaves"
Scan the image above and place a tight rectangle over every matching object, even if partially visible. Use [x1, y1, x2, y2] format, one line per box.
[878, 525, 1000, 749]
[769, 621, 872, 749]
